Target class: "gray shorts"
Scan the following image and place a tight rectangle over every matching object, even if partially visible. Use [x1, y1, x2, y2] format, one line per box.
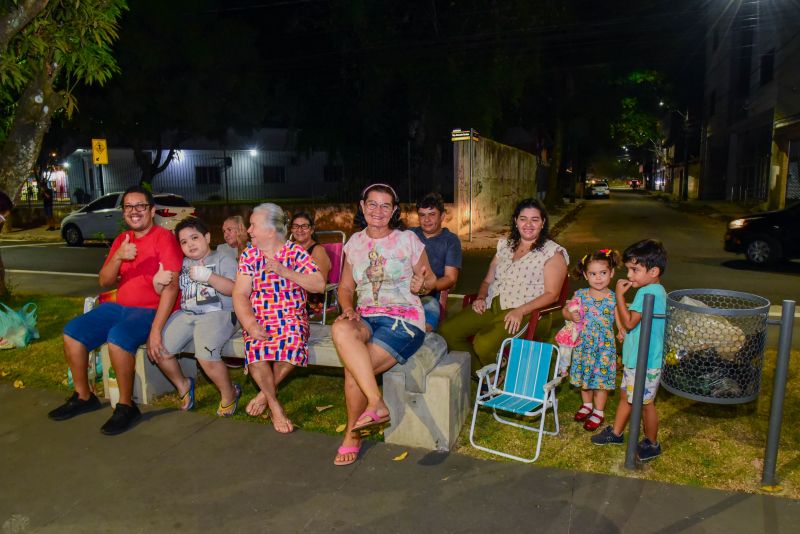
[162, 310, 239, 361]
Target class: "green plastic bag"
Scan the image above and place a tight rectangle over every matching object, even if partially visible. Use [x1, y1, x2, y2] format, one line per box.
[0, 302, 39, 349]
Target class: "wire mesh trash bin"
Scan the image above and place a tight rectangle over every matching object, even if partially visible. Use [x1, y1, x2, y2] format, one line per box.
[662, 289, 769, 404]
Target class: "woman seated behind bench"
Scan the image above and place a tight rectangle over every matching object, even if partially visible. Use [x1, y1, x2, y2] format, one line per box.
[290, 211, 331, 317]
[152, 217, 242, 416]
[331, 183, 436, 466]
[232, 203, 325, 433]
[439, 198, 569, 371]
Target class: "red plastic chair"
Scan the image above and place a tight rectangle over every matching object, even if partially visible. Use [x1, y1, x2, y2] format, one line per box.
[312, 230, 346, 324]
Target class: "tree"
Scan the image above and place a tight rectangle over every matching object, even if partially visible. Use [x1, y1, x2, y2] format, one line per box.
[0, 0, 126, 205]
[0, 0, 125, 294]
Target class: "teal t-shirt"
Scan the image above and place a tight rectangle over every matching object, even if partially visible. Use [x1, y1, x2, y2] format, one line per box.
[621, 283, 667, 369]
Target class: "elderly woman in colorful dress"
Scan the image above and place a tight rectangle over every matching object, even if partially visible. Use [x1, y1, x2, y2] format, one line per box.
[232, 203, 326, 433]
[331, 183, 436, 466]
[440, 197, 569, 371]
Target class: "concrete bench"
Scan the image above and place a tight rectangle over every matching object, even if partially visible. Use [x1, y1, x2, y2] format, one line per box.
[99, 324, 470, 451]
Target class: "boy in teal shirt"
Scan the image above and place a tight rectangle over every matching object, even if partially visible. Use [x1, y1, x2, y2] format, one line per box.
[592, 239, 667, 462]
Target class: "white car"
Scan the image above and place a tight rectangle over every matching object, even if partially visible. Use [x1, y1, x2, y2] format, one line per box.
[61, 192, 195, 246]
[586, 180, 610, 199]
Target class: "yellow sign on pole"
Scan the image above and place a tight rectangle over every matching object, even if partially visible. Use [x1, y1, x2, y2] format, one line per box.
[91, 138, 108, 165]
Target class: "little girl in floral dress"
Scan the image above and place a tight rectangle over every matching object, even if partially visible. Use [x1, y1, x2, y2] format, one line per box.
[564, 249, 622, 432]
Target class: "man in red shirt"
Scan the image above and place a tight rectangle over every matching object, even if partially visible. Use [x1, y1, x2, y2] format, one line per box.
[48, 185, 183, 435]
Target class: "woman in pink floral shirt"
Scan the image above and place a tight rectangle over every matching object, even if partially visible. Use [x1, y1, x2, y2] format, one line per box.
[331, 184, 436, 466]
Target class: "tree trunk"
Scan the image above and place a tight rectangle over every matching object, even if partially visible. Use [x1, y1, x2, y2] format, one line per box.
[0, 0, 50, 55]
[0, 64, 63, 203]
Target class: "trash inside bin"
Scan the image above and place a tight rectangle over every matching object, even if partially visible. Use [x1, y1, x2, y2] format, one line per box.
[662, 289, 769, 404]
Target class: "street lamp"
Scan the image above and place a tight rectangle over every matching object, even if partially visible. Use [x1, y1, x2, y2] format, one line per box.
[660, 101, 691, 201]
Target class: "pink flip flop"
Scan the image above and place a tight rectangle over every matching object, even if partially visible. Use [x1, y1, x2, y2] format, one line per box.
[334, 444, 362, 466]
[351, 410, 390, 432]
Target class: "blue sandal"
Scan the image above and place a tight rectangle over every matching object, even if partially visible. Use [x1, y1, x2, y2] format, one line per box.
[217, 384, 242, 417]
[179, 377, 196, 411]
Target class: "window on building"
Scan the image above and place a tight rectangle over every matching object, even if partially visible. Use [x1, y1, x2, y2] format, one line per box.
[324, 165, 343, 183]
[263, 165, 286, 183]
[195, 166, 221, 185]
[760, 49, 775, 86]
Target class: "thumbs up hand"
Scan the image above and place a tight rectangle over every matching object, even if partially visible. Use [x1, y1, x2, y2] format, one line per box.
[411, 266, 428, 295]
[153, 262, 173, 287]
[116, 233, 137, 261]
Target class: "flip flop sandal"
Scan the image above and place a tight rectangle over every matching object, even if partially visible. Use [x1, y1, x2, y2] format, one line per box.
[179, 377, 196, 411]
[351, 410, 390, 432]
[334, 444, 362, 466]
[574, 405, 592, 421]
[216, 384, 242, 417]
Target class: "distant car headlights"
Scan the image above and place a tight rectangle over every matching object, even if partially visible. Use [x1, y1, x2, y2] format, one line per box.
[728, 218, 748, 229]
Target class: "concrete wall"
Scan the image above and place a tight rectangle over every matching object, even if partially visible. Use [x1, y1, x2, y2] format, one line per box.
[453, 137, 537, 239]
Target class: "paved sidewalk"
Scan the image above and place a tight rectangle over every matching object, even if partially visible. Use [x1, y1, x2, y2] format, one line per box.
[1, 383, 797, 533]
[0, 225, 63, 243]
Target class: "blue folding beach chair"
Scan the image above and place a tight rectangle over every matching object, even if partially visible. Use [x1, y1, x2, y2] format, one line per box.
[469, 338, 563, 463]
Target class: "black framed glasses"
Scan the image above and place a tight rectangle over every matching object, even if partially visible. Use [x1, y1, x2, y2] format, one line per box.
[123, 203, 151, 213]
[291, 223, 311, 230]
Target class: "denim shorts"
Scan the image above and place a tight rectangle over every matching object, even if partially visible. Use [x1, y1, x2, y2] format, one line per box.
[362, 315, 425, 364]
[421, 296, 441, 330]
[64, 303, 156, 355]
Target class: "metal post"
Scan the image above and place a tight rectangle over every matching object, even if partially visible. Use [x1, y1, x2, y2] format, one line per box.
[624, 293, 655, 470]
[223, 148, 229, 204]
[468, 128, 474, 242]
[761, 300, 796, 490]
[681, 111, 690, 201]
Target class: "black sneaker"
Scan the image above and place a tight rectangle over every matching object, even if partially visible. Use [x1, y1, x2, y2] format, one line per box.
[48, 392, 102, 421]
[591, 425, 624, 445]
[636, 438, 662, 462]
[100, 403, 141, 435]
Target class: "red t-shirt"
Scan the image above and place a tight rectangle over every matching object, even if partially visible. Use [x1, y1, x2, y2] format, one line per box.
[104, 225, 183, 309]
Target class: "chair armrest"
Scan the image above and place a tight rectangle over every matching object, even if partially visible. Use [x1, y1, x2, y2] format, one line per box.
[475, 363, 498, 380]
[543, 376, 564, 393]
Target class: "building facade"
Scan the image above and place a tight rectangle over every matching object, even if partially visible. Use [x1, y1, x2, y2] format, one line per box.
[702, 0, 800, 208]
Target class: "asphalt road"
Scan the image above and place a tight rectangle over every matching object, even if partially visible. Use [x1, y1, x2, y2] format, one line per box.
[4, 191, 798, 311]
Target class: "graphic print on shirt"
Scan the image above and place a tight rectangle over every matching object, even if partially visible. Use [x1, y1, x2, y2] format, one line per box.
[180, 265, 221, 313]
[365, 246, 387, 302]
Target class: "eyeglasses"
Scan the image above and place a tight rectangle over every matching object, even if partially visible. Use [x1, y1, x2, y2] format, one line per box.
[365, 200, 394, 213]
[291, 223, 311, 230]
[123, 203, 150, 213]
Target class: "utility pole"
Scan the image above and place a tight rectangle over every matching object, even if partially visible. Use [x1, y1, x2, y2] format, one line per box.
[681, 110, 690, 201]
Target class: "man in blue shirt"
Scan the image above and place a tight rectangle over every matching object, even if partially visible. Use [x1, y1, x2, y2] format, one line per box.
[410, 193, 462, 331]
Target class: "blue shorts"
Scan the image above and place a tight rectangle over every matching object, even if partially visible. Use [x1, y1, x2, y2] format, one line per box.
[421, 296, 441, 330]
[362, 315, 425, 365]
[64, 303, 157, 354]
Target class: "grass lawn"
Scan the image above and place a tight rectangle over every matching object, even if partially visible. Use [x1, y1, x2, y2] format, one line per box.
[2, 292, 798, 498]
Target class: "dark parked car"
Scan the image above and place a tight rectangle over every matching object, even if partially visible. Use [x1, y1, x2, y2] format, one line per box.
[724, 203, 800, 265]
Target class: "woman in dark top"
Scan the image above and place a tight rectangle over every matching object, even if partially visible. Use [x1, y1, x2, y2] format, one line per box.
[290, 212, 331, 316]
